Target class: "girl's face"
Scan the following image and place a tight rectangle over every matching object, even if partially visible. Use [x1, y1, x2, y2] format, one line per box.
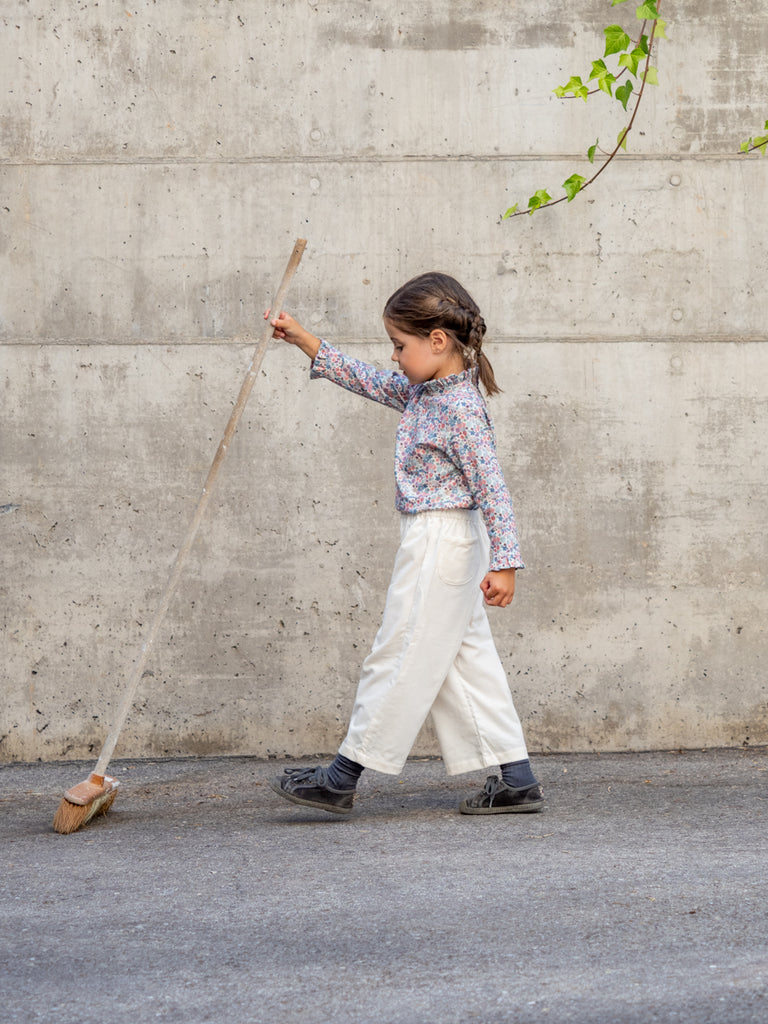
[385, 319, 464, 384]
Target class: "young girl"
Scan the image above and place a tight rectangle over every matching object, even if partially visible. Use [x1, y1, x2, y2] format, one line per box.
[267, 272, 542, 816]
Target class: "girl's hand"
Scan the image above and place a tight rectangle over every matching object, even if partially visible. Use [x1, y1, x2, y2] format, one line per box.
[264, 309, 322, 361]
[480, 569, 516, 608]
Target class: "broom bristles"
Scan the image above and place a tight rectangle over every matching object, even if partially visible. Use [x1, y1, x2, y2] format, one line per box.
[52, 774, 119, 834]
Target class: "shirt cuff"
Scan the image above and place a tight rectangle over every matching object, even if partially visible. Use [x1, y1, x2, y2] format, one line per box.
[309, 339, 332, 379]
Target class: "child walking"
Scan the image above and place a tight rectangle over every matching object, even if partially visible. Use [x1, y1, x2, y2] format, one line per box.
[268, 272, 542, 816]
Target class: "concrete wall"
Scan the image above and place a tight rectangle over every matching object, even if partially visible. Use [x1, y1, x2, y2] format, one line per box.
[2, 0, 767, 763]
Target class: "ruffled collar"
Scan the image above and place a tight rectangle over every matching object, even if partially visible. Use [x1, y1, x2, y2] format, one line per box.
[418, 369, 474, 395]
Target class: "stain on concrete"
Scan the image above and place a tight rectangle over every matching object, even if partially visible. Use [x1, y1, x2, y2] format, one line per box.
[320, 18, 500, 52]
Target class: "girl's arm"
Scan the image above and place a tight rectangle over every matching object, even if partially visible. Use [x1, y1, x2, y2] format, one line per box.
[269, 311, 321, 361]
[447, 399, 524, 573]
[271, 311, 411, 412]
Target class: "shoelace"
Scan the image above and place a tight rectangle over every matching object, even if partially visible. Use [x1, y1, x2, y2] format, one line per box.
[482, 775, 505, 801]
[284, 766, 328, 786]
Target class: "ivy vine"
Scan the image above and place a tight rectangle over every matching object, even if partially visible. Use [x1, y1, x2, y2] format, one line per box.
[740, 122, 768, 156]
[503, 0, 666, 217]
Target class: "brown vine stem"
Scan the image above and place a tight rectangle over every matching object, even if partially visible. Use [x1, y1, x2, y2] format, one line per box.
[507, 3, 662, 218]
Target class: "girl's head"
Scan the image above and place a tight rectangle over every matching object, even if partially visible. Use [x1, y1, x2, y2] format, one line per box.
[383, 272, 501, 396]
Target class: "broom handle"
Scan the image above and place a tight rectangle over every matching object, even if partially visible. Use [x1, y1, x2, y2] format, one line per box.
[92, 238, 308, 778]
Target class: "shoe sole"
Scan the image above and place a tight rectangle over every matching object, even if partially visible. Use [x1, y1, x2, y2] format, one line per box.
[268, 778, 354, 815]
[459, 799, 544, 815]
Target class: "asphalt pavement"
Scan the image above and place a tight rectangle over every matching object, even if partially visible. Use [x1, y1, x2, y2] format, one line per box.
[1, 748, 767, 1024]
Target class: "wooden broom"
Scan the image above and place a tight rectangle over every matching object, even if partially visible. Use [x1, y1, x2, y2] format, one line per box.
[53, 238, 307, 833]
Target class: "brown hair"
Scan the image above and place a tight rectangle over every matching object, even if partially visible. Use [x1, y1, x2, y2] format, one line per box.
[383, 272, 501, 397]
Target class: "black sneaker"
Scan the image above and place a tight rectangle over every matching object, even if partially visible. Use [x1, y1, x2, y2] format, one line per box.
[269, 766, 355, 815]
[459, 775, 544, 815]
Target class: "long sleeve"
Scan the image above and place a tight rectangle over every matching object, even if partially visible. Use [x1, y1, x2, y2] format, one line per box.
[310, 340, 411, 412]
[444, 402, 523, 570]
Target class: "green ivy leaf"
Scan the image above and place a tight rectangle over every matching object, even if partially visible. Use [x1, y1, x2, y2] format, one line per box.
[587, 139, 599, 163]
[611, 0, 630, 5]
[554, 75, 589, 101]
[604, 24, 631, 57]
[618, 52, 637, 76]
[636, 1, 659, 18]
[655, 19, 669, 39]
[617, 127, 630, 151]
[528, 189, 553, 213]
[563, 174, 586, 202]
[740, 135, 768, 155]
[618, 46, 647, 77]
[502, 203, 520, 219]
[615, 80, 634, 110]
[600, 76, 616, 96]
[589, 59, 617, 96]
[644, 65, 659, 86]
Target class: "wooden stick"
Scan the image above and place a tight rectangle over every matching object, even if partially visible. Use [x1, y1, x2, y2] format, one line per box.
[91, 238, 308, 777]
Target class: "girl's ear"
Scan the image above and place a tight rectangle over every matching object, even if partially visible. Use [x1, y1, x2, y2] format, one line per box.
[429, 328, 450, 353]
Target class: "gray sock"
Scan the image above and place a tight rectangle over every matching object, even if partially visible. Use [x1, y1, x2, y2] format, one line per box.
[500, 758, 537, 789]
[325, 753, 365, 791]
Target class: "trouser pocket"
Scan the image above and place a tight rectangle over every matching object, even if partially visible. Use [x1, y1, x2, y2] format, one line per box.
[437, 535, 477, 587]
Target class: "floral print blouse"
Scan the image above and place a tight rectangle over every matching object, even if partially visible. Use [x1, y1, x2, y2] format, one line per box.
[310, 341, 524, 570]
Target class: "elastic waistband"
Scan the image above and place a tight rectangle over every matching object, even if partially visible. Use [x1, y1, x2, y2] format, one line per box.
[400, 508, 481, 525]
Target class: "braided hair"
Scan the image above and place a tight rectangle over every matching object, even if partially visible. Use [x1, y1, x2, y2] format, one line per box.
[383, 272, 501, 396]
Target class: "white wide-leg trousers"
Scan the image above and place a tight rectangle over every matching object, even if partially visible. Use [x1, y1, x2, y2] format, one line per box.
[338, 509, 529, 776]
